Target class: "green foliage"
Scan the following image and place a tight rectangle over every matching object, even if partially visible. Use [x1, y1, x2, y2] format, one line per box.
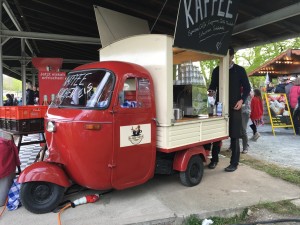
[255, 200, 300, 215]
[240, 156, 300, 185]
[183, 214, 201, 225]
[3, 75, 22, 92]
[198, 59, 219, 89]
[183, 200, 300, 225]
[199, 37, 300, 88]
[184, 209, 248, 225]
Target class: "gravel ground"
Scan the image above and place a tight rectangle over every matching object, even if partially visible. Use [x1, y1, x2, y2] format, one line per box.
[221, 123, 300, 170]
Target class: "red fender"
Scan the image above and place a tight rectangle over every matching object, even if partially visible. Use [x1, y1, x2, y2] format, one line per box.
[18, 161, 71, 187]
[173, 146, 207, 172]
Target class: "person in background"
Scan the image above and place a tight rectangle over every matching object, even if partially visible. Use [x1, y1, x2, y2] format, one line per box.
[241, 94, 251, 153]
[249, 89, 264, 141]
[18, 97, 22, 106]
[274, 77, 287, 93]
[33, 84, 39, 105]
[207, 46, 251, 172]
[285, 77, 295, 99]
[26, 82, 35, 105]
[285, 77, 296, 112]
[11, 94, 18, 106]
[293, 96, 300, 135]
[4, 94, 13, 106]
[289, 77, 300, 132]
[266, 82, 275, 93]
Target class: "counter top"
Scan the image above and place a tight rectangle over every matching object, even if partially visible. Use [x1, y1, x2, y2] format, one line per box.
[172, 115, 225, 125]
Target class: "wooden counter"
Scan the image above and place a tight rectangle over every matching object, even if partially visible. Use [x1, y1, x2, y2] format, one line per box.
[156, 116, 228, 151]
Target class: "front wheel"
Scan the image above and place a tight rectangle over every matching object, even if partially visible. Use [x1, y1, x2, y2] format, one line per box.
[20, 181, 65, 214]
[179, 155, 204, 187]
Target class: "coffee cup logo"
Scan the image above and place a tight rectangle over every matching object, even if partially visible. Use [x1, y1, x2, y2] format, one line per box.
[129, 125, 144, 144]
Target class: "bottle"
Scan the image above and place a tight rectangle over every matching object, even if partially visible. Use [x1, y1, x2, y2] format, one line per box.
[42, 95, 49, 106]
[50, 94, 55, 104]
[217, 102, 222, 116]
[208, 104, 214, 117]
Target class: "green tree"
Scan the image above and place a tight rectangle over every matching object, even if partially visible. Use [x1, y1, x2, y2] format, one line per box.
[200, 37, 298, 89]
[3, 75, 22, 94]
[198, 59, 219, 89]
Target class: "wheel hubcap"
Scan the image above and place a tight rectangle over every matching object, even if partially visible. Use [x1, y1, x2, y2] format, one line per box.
[190, 164, 199, 178]
[32, 184, 52, 203]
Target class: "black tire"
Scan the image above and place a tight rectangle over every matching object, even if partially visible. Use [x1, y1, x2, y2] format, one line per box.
[179, 155, 204, 187]
[20, 181, 65, 214]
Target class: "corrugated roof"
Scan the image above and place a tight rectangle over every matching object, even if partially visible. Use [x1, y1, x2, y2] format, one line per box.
[3, 0, 300, 80]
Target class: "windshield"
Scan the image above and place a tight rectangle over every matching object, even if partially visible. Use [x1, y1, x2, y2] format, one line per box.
[53, 69, 115, 108]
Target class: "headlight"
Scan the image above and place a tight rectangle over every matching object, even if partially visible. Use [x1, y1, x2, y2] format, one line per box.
[46, 121, 56, 132]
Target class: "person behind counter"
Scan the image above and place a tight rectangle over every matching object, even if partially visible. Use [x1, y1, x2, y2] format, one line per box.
[207, 46, 251, 172]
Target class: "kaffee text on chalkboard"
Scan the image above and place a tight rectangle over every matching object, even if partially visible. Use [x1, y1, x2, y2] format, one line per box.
[183, 0, 233, 29]
[173, 0, 239, 55]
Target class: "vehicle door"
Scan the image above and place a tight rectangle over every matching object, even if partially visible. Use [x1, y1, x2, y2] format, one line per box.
[112, 75, 156, 189]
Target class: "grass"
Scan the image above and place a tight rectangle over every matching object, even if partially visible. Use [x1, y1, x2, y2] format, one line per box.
[223, 150, 300, 185]
[254, 200, 300, 215]
[183, 152, 300, 225]
[183, 200, 300, 225]
[183, 211, 248, 225]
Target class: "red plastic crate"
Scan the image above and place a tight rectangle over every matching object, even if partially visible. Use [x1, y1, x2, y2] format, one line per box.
[40, 106, 48, 117]
[8, 106, 48, 120]
[28, 106, 48, 119]
[4, 107, 11, 119]
[9, 106, 30, 120]
[0, 107, 5, 118]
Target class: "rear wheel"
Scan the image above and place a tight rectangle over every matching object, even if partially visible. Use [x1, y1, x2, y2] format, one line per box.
[179, 155, 203, 187]
[20, 181, 65, 214]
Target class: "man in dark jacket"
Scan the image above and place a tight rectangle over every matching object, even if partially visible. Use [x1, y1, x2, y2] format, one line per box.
[207, 47, 251, 172]
[26, 82, 35, 105]
[274, 78, 287, 93]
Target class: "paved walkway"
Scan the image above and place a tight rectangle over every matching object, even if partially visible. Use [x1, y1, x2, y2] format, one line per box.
[0, 124, 299, 225]
[222, 123, 300, 170]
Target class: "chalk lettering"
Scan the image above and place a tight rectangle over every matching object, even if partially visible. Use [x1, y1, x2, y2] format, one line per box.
[204, 0, 209, 17]
[184, 0, 194, 28]
[195, 0, 203, 22]
[226, 0, 233, 18]
[211, 0, 218, 16]
[86, 83, 93, 94]
[184, 0, 234, 29]
[218, 0, 225, 16]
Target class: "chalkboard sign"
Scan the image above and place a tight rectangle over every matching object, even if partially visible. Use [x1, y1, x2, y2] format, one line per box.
[174, 0, 240, 55]
[265, 93, 296, 135]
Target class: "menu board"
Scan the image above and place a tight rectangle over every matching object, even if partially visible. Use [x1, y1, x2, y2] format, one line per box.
[265, 93, 295, 135]
[173, 0, 240, 55]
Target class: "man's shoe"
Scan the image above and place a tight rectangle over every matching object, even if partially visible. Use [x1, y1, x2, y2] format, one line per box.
[224, 165, 237, 172]
[208, 162, 218, 169]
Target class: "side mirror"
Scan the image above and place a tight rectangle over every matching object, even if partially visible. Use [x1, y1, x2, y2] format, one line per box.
[118, 91, 124, 105]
